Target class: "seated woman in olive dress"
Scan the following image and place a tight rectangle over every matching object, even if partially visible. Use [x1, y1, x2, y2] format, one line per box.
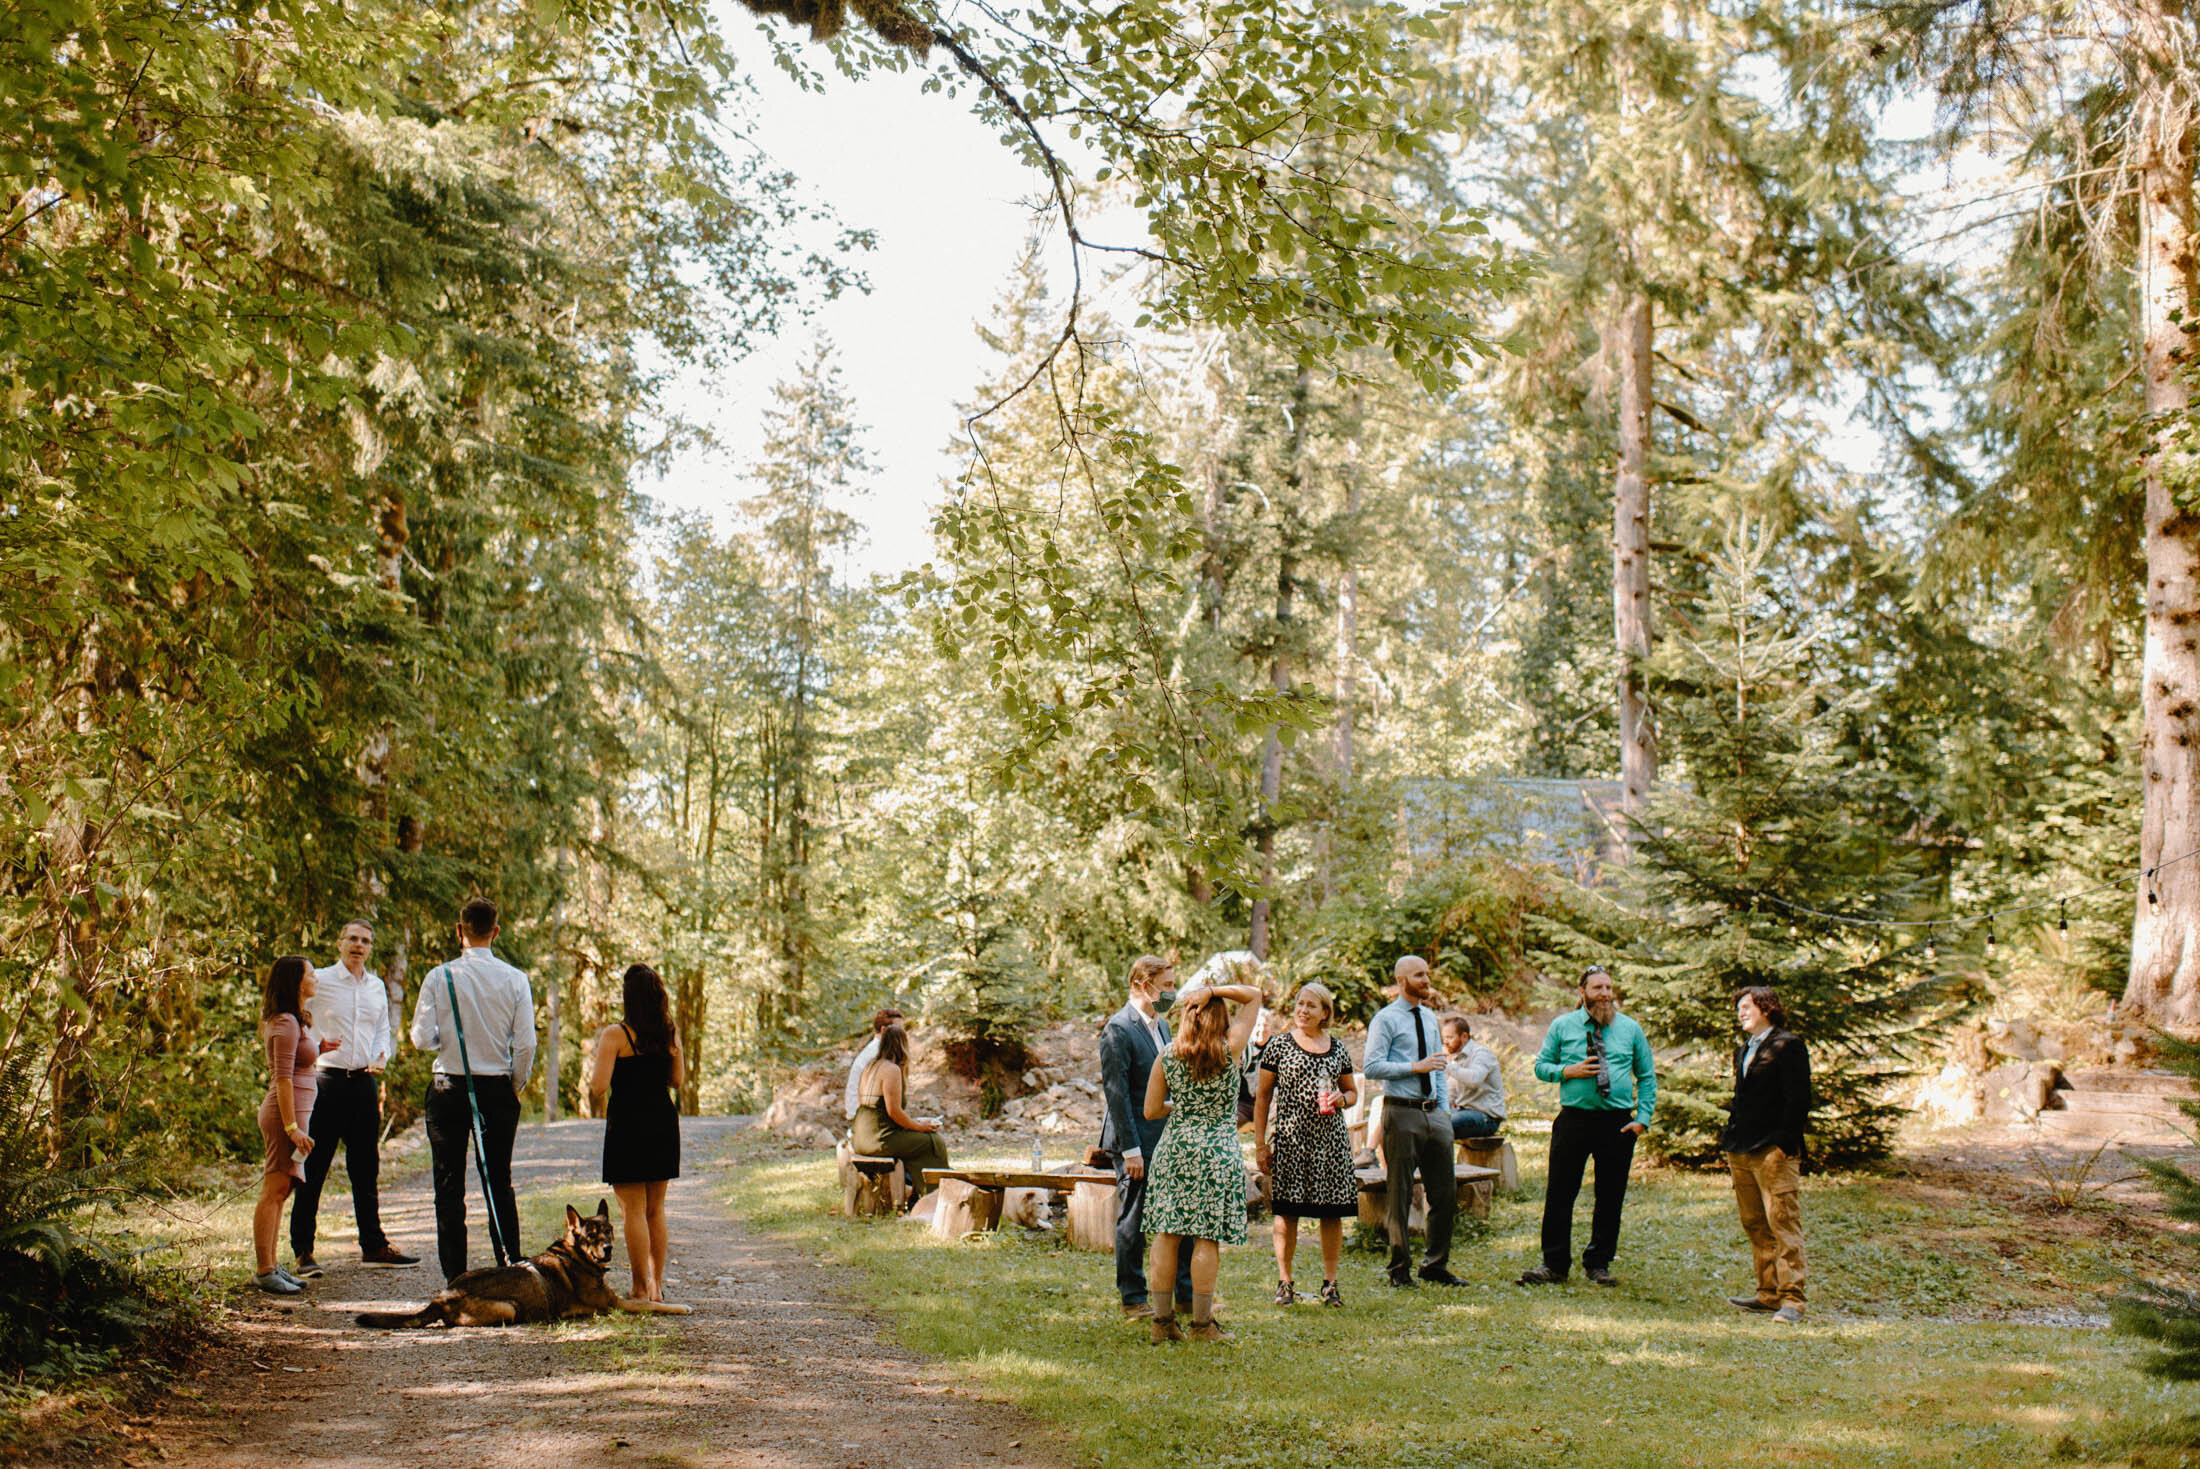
[1142, 978, 1264, 1343]
[850, 1022, 950, 1203]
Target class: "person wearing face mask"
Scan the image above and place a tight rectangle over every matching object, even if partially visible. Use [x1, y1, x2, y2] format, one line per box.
[1721, 986, 1811, 1323]
[1099, 954, 1193, 1321]
[1518, 966, 1657, 1287]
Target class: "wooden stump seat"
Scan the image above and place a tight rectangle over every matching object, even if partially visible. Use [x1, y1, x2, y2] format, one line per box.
[1456, 1134, 1519, 1193]
[837, 1139, 909, 1217]
[1066, 1178, 1118, 1252]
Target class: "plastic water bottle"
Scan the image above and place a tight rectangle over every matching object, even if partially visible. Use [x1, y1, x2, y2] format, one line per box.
[1031, 1135, 1045, 1173]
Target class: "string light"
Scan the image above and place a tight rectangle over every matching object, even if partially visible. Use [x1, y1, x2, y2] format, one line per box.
[2058, 900, 2069, 935]
[2149, 867, 2161, 909]
[1984, 921, 1997, 958]
[1924, 928, 1937, 962]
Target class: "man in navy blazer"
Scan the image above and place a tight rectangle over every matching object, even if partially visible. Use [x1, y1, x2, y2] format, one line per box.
[1099, 954, 1192, 1319]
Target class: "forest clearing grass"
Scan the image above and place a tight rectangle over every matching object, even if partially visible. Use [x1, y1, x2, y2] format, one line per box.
[721, 1131, 2198, 1468]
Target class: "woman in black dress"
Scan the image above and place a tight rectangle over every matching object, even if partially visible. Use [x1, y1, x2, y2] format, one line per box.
[588, 964, 684, 1308]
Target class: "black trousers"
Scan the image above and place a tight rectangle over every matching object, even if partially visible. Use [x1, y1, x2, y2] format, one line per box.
[424, 1075, 522, 1282]
[1541, 1105, 1639, 1274]
[1381, 1099, 1457, 1275]
[290, 1070, 388, 1258]
[1113, 1153, 1194, 1306]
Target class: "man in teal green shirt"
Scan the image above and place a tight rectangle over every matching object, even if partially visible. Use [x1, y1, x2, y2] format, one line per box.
[1517, 967, 1656, 1287]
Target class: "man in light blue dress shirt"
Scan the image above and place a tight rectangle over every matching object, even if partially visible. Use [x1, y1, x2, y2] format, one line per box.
[1362, 956, 1463, 1288]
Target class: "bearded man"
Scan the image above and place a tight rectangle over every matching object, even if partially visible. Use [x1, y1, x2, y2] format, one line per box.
[1517, 966, 1657, 1287]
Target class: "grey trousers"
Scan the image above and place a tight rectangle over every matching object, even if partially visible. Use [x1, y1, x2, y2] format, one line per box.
[1381, 1100, 1457, 1275]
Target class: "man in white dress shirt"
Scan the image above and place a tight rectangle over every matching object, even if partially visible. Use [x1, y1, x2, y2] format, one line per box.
[289, 919, 420, 1274]
[411, 898, 538, 1282]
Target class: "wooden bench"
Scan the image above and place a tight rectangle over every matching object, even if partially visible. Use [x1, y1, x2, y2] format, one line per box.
[838, 1139, 909, 1217]
[1456, 1134, 1519, 1192]
[921, 1168, 1116, 1239]
[1354, 1162, 1500, 1230]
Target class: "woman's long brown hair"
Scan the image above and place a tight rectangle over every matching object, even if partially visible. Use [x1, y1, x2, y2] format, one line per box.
[622, 963, 677, 1055]
[261, 955, 312, 1030]
[1171, 992, 1231, 1082]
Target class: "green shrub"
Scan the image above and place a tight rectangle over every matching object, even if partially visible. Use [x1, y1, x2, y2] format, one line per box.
[0, 1049, 202, 1384]
[1286, 855, 1577, 1021]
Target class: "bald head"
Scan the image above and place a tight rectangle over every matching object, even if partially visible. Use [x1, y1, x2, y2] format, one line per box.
[1394, 955, 1433, 1003]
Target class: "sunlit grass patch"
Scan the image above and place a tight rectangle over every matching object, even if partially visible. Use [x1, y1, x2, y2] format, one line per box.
[718, 1134, 2187, 1467]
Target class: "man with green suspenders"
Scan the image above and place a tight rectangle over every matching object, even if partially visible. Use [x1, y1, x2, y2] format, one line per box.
[409, 898, 538, 1283]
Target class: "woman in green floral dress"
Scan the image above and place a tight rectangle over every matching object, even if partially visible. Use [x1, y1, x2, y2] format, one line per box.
[1142, 978, 1264, 1343]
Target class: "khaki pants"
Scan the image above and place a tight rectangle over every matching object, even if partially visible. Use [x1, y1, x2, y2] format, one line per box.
[1727, 1146, 1805, 1306]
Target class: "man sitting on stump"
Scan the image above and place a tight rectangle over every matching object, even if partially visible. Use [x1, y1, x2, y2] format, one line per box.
[1518, 966, 1656, 1288]
[1441, 1013, 1506, 1142]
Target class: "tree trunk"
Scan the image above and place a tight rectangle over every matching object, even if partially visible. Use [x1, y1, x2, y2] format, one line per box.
[2125, 16, 2200, 1029]
[1334, 414, 1361, 788]
[1611, 290, 1657, 854]
[676, 965, 704, 1114]
[1249, 371, 1310, 960]
[357, 489, 409, 916]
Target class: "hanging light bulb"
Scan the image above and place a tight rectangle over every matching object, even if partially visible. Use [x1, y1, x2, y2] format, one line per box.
[1985, 921, 1997, 958]
[2148, 868, 2161, 909]
[1924, 928, 1937, 962]
[2059, 900, 2069, 935]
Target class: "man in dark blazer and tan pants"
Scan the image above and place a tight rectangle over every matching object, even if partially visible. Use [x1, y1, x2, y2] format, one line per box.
[1099, 954, 1193, 1320]
[1723, 985, 1812, 1323]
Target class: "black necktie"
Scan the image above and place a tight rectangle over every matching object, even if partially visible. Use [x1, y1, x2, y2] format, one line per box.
[1588, 1020, 1612, 1099]
[1412, 1006, 1430, 1097]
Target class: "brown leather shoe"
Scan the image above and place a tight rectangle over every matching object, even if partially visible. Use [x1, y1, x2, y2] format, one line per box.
[1149, 1316, 1185, 1343]
[1122, 1301, 1154, 1321]
[1186, 1319, 1233, 1343]
[360, 1245, 420, 1269]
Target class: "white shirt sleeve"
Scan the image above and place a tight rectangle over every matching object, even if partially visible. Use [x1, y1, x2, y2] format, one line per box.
[507, 970, 537, 1083]
[367, 972, 393, 1069]
[845, 1037, 881, 1120]
[410, 969, 440, 1055]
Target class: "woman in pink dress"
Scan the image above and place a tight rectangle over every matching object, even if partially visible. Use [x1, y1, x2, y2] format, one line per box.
[253, 955, 335, 1294]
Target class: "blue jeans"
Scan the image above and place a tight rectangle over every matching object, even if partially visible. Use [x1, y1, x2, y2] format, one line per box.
[1114, 1154, 1194, 1306]
[1451, 1106, 1503, 1140]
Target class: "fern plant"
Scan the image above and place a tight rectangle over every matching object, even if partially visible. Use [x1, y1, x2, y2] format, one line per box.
[0, 1043, 196, 1380]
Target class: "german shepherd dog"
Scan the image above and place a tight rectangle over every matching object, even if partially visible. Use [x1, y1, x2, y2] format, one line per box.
[356, 1200, 627, 1328]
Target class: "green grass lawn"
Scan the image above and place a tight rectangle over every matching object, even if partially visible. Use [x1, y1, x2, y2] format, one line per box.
[721, 1133, 2200, 1468]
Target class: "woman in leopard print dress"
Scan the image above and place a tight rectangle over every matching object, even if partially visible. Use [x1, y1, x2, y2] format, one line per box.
[1252, 982, 1359, 1307]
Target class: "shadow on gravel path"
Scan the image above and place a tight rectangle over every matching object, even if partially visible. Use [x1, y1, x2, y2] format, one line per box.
[143, 1118, 1060, 1469]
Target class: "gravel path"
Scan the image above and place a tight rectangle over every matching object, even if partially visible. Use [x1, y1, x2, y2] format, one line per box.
[144, 1118, 1062, 1469]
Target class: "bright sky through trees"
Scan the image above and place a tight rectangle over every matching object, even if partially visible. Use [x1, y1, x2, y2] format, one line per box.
[648, 13, 1045, 576]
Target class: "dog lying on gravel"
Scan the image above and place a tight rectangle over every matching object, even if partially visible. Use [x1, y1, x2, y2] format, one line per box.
[356, 1200, 628, 1329]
